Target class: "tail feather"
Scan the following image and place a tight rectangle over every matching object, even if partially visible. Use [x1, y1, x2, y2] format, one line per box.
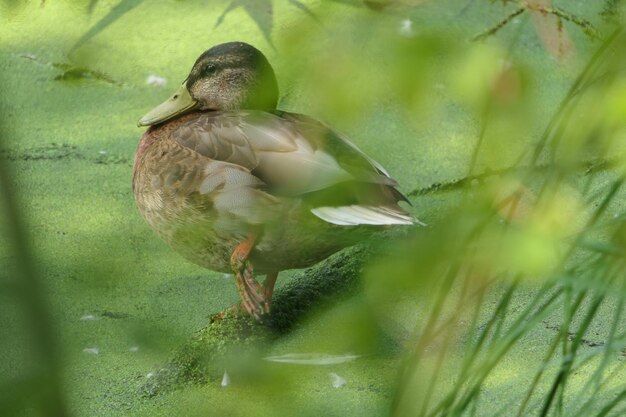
[310, 205, 423, 226]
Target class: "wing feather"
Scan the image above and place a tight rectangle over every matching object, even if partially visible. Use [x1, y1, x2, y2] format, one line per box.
[168, 110, 419, 226]
[311, 205, 417, 226]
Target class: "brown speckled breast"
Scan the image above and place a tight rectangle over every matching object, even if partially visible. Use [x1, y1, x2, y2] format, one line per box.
[133, 116, 237, 272]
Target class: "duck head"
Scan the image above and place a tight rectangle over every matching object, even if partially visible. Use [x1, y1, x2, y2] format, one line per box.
[138, 42, 278, 127]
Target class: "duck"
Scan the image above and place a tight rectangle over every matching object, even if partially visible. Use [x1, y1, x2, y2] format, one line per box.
[133, 41, 417, 321]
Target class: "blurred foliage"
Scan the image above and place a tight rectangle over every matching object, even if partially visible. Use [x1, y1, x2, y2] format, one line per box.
[215, 0, 276, 46]
[377, 23, 626, 416]
[69, 0, 144, 54]
[479, 0, 601, 42]
[0, 129, 68, 415]
[1, 0, 626, 417]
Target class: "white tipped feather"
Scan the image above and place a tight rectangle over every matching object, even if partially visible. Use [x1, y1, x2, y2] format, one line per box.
[311, 205, 418, 226]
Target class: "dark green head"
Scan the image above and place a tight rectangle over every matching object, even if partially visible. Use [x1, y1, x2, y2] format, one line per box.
[139, 42, 278, 127]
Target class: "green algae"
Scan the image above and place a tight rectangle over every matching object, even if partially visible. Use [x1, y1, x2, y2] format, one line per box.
[1, 1, 625, 416]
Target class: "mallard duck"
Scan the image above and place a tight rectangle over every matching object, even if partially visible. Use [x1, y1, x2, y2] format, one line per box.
[134, 42, 417, 320]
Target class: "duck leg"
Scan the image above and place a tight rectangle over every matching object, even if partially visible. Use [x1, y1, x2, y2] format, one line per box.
[230, 236, 268, 321]
[263, 272, 278, 311]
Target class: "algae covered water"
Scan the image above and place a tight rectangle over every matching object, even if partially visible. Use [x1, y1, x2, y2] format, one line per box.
[1, 1, 625, 416]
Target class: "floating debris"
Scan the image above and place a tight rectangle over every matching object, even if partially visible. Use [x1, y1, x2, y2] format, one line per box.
[329, 372, 346, 388]
[146, 372, 154, 378]
[19, 52, 120, 85]
[3, 143, 80, 162]
[82, 347, 99, 355]
[398, 18, 415, 37]
[263, 353, 360, 365]
[129, 346, 140, 353]
[20, 52, 39, 61]
[80, 314, 97, 321]
[222, 273, 233, 280]
[100, 310, 131, 319]
[146, 74, 167, 87]
[221, 371, 230, 387]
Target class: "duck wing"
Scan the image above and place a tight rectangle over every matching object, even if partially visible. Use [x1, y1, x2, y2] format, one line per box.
[134, 134, 282, 231]
[170, 111, 417, 226]
[275, 111, 402, 190]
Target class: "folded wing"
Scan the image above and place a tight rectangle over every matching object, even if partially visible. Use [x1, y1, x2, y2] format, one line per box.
[170, 111, 417, 226]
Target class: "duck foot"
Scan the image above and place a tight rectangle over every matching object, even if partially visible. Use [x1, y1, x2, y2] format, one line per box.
[230, 237, 270, 321]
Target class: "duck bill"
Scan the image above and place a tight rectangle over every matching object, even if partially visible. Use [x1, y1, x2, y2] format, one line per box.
[138, 84, 198, 127]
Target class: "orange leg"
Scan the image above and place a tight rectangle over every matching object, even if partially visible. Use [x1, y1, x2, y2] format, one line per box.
[230, 236, 269, 321]
[263, 272, 279, 312]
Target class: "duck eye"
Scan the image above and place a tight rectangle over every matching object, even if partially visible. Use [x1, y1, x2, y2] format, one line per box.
[204, 63, 217, 75]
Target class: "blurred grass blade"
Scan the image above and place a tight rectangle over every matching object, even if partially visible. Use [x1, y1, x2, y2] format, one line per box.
[0, 122, 68, 415]
[69, 0, 144, 54]
[216, 0, 274, 46]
